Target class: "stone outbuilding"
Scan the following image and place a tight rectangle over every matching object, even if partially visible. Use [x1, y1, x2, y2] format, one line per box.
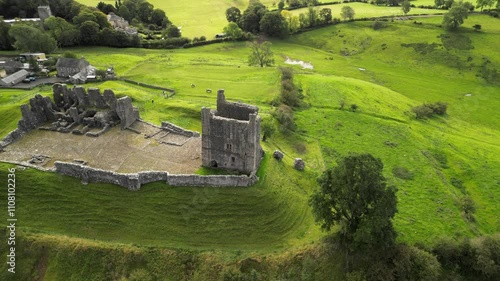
[0, 69, 29, 86]
[201, 90, 263, 174]
[3, 61, 23, 75]
[107, 13, 129, 29]
[56, 58, 90, 78]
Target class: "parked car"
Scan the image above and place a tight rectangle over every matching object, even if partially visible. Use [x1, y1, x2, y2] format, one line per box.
[29, 76, 36, 82]
[22, 78, 31, 83]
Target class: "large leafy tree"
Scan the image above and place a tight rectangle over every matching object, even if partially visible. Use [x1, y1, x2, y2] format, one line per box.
[435, 0, 446, 7]
[225, 7, 241, 23]
[319, 8, 332, 24]
[137, 1, 154, 22]
[8, 24, 57, 53]
[259, 11, 288, 38]
[97, 1, 115, 14]
[281, 10, 300, 33]
[247, 41, 275, 67]
[341, 6, 355, 21]
[45, 16, 80, 47]
[402, 0, 411, 15]
[223, 22, 244, 40]
[79, 20, 100, 45]
[443, 1, 472, 30]
[150, 8, 167, 26]
[309, 153, 398, 251]
[476, 0, 494, 10]
[165, 24, 181, 38]
[0, 19, 14, 50]
[239, 3, 267, 33]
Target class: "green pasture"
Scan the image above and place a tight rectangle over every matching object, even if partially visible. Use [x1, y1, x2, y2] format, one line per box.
[290, 2, 444, 18]
[0, 13, 499, 261]
[77, 0, 277, 38]
[75, 0, 445, 38]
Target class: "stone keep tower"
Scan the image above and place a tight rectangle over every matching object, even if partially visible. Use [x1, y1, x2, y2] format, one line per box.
[202, 90, 263, 174]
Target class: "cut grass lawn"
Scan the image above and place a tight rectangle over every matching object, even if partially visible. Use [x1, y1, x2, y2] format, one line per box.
[0, 15, 499, 255]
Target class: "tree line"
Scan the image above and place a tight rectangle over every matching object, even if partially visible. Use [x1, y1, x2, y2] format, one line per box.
[223, 3, 345, 40]
[0, 0, 181, 52]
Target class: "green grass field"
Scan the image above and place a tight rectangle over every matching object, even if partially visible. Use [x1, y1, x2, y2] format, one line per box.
[77, 0, 277, 38]
[1, 10, 499, 280]
[290, 2, 444, 18]
[75, 0, 445, 38]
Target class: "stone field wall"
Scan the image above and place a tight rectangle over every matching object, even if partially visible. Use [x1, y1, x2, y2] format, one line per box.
[54, 162, 257, 190]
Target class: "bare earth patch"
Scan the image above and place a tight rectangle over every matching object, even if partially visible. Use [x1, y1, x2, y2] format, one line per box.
[0, 120, 202, 174]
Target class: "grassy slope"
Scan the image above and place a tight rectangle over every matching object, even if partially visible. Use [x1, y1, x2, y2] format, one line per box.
[0, 155, 322, 252]
[0, 13, 499, 280]
[75, 0, 444, 38]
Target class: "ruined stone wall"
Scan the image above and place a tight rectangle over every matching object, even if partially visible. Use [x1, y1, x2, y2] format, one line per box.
[215, 90, 258, 121]
[0, 84, 140, 149]
[54, 162, 169, 191]
[54, 162, 256, 190]
[161, 121, 200, 137]
[167, 174, 257, 187]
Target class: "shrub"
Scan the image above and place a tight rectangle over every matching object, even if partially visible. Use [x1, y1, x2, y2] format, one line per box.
[392, 166, 414, 180]
[128, 268, 153, 281]
[279, 67, 301, 108]
[412, 102, 447, 119]
[393, 245, 441, 281]
[63, 52, 78, 58]
[281, 80, 301, 107]
[426, 102, 448, 115]
[279, 66, 294, 81]
[372, 20, 388, 30]
[260, 115, 277, 141]
[412, 104, 434, 119]
[433, 235, 500, 280]
[339, 100, 346, 110]
[350, 104, 358, 111]
[451, 177, 465, 191]
[273, 104, 295, 132]
[473, 235, 500, 279]
[431, 149, 448, 168]
[460, 195, 476, 221]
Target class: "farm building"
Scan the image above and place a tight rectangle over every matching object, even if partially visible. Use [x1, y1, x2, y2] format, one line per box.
[3, 61, 23, 74]
[107, 12, 129, 29]
[20, 53, 47, 62]
[56, 58, 90, 78]
[0, 69, 29, 86]
[70, 65, 97, 84]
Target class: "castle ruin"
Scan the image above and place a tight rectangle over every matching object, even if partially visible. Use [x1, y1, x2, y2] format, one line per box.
[201, 90, 263, 175]
[0, 87, 263, 189]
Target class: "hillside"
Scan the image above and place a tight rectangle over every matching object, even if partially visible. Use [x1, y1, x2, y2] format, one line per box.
[77, 0, 277, 38]
[1, 12, 499, 280]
